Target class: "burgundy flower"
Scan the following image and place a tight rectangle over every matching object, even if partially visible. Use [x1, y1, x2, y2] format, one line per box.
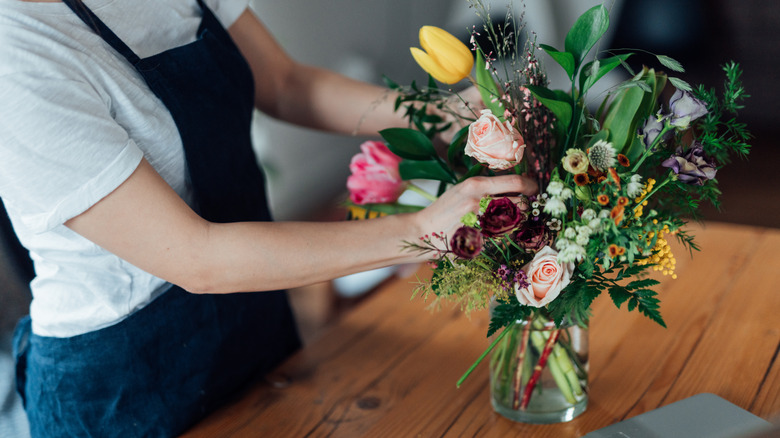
[513, 217, 552, 253]
[450, 226, 484, 259]
[480, 197, 525, 237]
[661, 141, 717, 185]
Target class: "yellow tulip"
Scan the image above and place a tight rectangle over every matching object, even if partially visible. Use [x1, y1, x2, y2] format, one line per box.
[410, 26, 474, 84]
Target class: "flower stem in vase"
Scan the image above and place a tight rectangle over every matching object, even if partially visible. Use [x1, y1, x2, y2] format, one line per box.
[520, 329, 560, 410]
[511, 318, 533, 409]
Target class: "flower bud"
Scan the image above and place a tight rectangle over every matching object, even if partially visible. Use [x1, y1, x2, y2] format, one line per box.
[450, 226, 483, 259]
[410, 26, 474, 84]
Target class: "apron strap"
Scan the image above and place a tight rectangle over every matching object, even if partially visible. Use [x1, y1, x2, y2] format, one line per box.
[12, 316, 32, 408]
[61, 0, 141, 66]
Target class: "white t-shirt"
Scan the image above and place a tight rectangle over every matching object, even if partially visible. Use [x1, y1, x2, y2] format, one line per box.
[0, 0, 250, 337]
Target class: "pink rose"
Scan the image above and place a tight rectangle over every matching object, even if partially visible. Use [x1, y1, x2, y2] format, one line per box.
[515, 246, 574, 308]
[347, 141, 406, 204]
[465, 109, 525, 170]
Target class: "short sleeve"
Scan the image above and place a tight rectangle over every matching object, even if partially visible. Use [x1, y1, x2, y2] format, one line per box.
[204, 0, 251, 29]
[0, 73, 144, 234]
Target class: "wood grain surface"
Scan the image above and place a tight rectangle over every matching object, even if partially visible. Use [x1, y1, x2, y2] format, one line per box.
[182, 222, 780, 437]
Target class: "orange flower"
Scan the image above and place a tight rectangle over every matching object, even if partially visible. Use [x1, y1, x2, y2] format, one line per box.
[608, 244, 626, 257]
[574, 173, 590, 186]
[617, 154, 630, 167]
[597, 194, 610, 205]
[608, 168, 621, 189]
[610, 205, 625, 225]
[617, 196, 629, 207]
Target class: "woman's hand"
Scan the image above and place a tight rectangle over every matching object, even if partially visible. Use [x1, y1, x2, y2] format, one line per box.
[409, 174, 538, 252]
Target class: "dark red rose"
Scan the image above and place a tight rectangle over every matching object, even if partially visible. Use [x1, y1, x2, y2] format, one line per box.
[480, 197, 524, 237]
[514, 217, 552, 252]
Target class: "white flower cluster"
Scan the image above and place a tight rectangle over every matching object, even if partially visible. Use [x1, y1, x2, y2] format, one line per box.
[543, 180, 573, 217]
[554, 208, 609, 264]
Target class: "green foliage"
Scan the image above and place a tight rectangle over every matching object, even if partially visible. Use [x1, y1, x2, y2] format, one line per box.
[475, 49, 506, 118]
[487, 300, 532, 337]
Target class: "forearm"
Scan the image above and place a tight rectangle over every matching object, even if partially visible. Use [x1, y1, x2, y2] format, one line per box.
[198, 213, 422, 293]
[272, 64, 407, 136]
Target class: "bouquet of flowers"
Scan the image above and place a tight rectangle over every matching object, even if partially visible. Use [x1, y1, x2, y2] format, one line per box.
[346, 1, 750, 423]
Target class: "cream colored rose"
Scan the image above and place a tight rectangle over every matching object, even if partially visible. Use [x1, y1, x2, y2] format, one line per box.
[562, 148, 589, 174]
[465, 109, 525, 170]
[515, 246, 574, 307]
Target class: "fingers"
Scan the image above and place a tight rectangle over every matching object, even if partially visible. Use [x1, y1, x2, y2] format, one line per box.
[460, 174, 539, 199]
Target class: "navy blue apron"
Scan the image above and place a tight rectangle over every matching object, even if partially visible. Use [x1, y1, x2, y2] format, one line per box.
[13, 1, 301, 436]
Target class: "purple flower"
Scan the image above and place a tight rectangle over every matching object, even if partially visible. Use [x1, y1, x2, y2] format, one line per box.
[450, 226, 484, 259]
[480, 197, 525, 237]
[496, 264, 511, 281]
[513, 217, 552, 253]
[661, 141, 717, 185]
[638, 115, 670, 150]
[669, 89, 708, 130]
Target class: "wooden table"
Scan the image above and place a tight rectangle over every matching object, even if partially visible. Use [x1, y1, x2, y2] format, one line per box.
[183, 222, 780, 437]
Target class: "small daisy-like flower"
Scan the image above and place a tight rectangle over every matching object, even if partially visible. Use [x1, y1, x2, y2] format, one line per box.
[546, 218, 562, 231]
[617, 196, 629, 207]
[617, 154, 630, 167]
[544, 197, 567, 216]
[532, 208, 541, 217]
[588, 140, 618, 171]
[608, 244, 621, 257]
[574, 173, 590, 186]
[597, 194, 610, 205]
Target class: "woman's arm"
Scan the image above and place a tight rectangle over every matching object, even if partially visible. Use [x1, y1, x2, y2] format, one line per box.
[227, 9, 407, 136]
[65, 159, 537, 294]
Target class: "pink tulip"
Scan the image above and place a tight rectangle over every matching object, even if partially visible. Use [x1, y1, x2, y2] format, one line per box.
[347, 141, 406, 204]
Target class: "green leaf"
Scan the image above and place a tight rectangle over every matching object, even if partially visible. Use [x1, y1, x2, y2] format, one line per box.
[609, 287, 632, 309]
[580, 53, 632, 94]
[475, 49, 505, 119]
[564, 4, 610, 67]
[656, 55, 685, 73]
[382, 75, 400, 90]
[527, 85, 573, 128]
[488, 301, 531, 337]
[540, 44, 576, 80]
[601, 81, 645, 153]
[669, 76, 693, 92]
[447, 125, 469, 167]
[379, 128, 437, 160]
[399, 160, 455, 183]
[626, 278, 660, 290]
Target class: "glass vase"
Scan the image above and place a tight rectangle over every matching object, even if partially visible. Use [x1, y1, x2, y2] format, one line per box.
[489, 315, 589, 423]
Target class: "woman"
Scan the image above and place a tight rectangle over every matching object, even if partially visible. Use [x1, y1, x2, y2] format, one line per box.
[0, 0, 536, 436]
